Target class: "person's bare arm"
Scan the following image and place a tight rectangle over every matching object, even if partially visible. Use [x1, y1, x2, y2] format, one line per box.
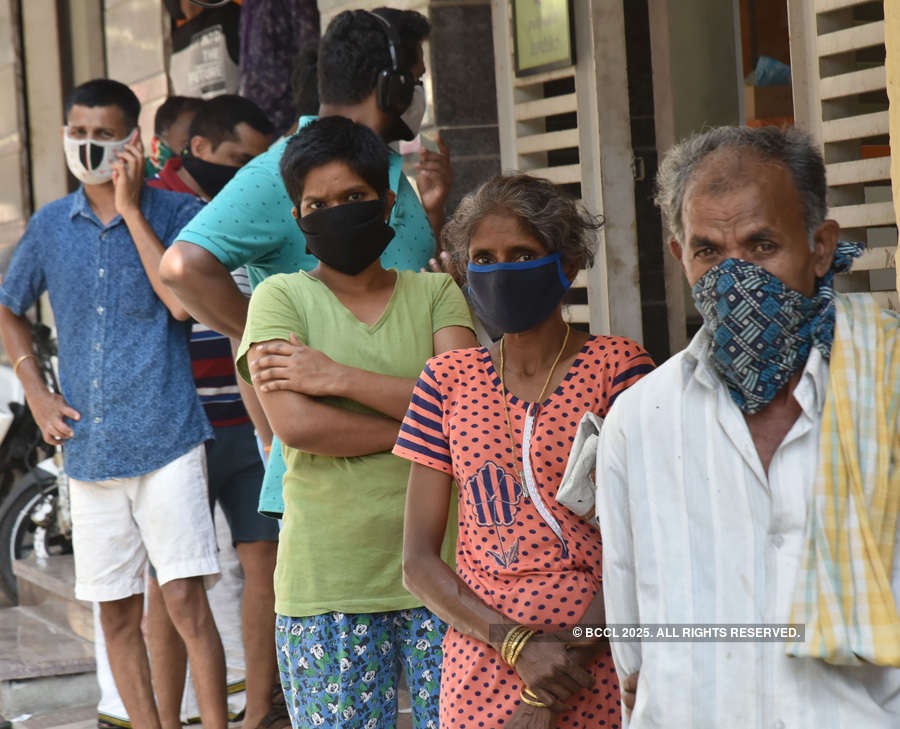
[403, 463, 594, 712]
[113, 142, 191, 320]
[415, 136, 453, 244]
[249, 339, 399, 456]
[251, 325, 477, 420]
[159, 242, 249, 339]
[0, 305, 81, 445]
[230, 337, 273, 449]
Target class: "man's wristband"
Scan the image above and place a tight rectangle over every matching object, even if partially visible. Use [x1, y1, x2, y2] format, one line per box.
[12, 353, 36, 378]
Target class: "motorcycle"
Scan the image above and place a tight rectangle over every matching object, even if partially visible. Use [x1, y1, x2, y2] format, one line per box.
[0, 323, 72, 603]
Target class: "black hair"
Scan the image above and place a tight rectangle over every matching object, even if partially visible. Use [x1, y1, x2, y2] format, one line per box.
[280, 116, 390, 206]
[65, 79, 141, 128]
[291, 42, 321, 117]
[187, 94, 275, 151]
[154, 96, 204, 137]
[318, 8, 429, 106]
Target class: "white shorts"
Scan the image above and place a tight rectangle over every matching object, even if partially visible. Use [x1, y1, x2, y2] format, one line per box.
[69, 445, 219, 602]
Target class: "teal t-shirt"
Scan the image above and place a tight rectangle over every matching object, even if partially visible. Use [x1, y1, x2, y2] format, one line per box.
[176, 115, 437, 517]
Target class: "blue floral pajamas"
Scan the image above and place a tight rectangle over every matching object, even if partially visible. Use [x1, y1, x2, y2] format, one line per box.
[275, 608, 444, 729]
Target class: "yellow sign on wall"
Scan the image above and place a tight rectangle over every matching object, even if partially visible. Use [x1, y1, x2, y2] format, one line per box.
[513, 0, 575, 77]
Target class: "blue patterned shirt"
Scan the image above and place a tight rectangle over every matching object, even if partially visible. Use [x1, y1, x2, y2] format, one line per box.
[0, 186, 213, 481]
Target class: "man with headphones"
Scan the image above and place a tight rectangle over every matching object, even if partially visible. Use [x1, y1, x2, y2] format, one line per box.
[159, 8, 451, 722]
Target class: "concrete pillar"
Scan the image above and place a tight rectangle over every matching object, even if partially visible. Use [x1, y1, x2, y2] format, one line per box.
[428, 0, 500, 212]
[104, 0, 170, 145]
[887, 0, 900, 296]
[317, 0, 501, 212]
[21, 0, 68, 212]
[0, 0, 29, 270]
[649, 0, 742, 349]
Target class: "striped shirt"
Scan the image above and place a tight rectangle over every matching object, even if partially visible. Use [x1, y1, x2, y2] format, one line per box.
[595, 328, 900, 728]
[146, 166, 252, 429]
[188, 270, 251, 427]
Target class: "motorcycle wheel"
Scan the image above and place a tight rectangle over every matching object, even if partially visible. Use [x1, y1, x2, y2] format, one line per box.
[0, 468, 71, 604]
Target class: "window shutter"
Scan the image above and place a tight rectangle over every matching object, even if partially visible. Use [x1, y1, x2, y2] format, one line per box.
[789, 0, 896, 309]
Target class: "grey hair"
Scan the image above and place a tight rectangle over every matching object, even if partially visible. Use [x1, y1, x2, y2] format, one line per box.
[442, 173, 602, 276]
[655, 125, 827, 244]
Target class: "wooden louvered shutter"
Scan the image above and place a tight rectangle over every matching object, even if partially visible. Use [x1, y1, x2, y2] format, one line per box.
[489, 0, 643, 342]
[789, 0, 896, 308]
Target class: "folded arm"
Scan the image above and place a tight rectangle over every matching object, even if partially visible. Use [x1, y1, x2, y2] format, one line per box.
[250, 339, 399, 456]
[251, 325, 477, 421]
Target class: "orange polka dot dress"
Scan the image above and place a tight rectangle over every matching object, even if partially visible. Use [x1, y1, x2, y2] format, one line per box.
[393, 335, 654, 728]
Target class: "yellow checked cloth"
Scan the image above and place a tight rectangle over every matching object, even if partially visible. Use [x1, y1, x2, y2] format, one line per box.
[788, 293, 900, 665]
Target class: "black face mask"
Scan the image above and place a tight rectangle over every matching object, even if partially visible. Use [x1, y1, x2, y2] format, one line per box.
[298, 199, 395, 275]
[181, 152, 240, 198]
[466, 253, 571, 334]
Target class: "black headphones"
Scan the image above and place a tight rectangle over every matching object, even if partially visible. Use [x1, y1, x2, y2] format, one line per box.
[370, 11, 415, 116]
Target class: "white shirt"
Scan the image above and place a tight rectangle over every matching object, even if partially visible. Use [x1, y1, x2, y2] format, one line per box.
[595, 329, 900, 729]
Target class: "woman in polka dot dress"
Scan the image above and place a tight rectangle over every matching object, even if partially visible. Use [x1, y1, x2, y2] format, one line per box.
[393, 175, 654, 729]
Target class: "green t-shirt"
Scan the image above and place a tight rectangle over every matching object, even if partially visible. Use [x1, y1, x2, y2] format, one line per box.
[237, 269, 473, 617]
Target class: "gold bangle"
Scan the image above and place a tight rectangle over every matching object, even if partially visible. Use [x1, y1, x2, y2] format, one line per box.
[500, 625, 529, 664]
[520, 689, 550, 708]
[12, 353, 36, 377]
[508, 629, 535, 666]
[506, 629, 534, 668]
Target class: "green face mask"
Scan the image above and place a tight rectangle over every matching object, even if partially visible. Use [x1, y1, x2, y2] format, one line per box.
[145, 135, 175, 176]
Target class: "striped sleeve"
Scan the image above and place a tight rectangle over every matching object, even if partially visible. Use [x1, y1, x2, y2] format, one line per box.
[607, 345, 655, 408]
[392, 361, 453, 475]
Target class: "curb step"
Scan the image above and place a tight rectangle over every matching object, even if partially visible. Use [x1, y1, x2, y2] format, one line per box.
[2, 554, 97, 717]
[12, 556, 92, 642]
[0, 605, 97, 717]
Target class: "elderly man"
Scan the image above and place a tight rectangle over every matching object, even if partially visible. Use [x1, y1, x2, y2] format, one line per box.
[595, 125, 900, 727]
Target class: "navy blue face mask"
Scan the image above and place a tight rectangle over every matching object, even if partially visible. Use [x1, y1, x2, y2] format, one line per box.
[467, 253, 571, 334]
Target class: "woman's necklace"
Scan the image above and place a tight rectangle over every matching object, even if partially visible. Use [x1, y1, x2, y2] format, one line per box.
[499, 324, 571, 491]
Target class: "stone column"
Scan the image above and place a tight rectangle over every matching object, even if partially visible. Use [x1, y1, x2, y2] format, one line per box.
[427, 1, 501, 212]
[0, 0, 29, 270]
[104, 0, 170, 146]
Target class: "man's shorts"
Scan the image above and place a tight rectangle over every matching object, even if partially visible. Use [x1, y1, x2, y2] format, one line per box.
[207, 421, 278, 544]
[69, 444, 219, 602]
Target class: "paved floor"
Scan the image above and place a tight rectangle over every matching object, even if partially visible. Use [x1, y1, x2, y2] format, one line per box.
[3, 508, 414, 729]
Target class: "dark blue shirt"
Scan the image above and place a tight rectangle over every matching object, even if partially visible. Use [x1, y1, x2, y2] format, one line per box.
[0, 186, 213, 481]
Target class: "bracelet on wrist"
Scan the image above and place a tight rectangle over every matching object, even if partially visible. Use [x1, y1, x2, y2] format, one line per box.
[520, 688, 551, 708]
[500, 625, 536, 666]
[12, 353, 37, 378]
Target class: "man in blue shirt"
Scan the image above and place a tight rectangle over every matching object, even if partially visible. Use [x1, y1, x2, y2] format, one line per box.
[160, 8, 454, 520]
[0, 79, 227, 729]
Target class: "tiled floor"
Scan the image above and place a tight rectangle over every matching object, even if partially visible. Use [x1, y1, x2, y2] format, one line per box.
[11, 705, 94, 729]
[2, 507, 415, 729]
[0, 607, 93, 682]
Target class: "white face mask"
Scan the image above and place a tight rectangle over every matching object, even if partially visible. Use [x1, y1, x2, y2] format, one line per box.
[63, 128, 136, 185]
[398, 84, 426, 140]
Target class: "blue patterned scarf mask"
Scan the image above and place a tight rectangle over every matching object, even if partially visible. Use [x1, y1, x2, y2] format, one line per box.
[692, 241, 863, 414]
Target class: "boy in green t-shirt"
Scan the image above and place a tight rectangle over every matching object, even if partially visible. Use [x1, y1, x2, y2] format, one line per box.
[236, 116, 476, 728]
